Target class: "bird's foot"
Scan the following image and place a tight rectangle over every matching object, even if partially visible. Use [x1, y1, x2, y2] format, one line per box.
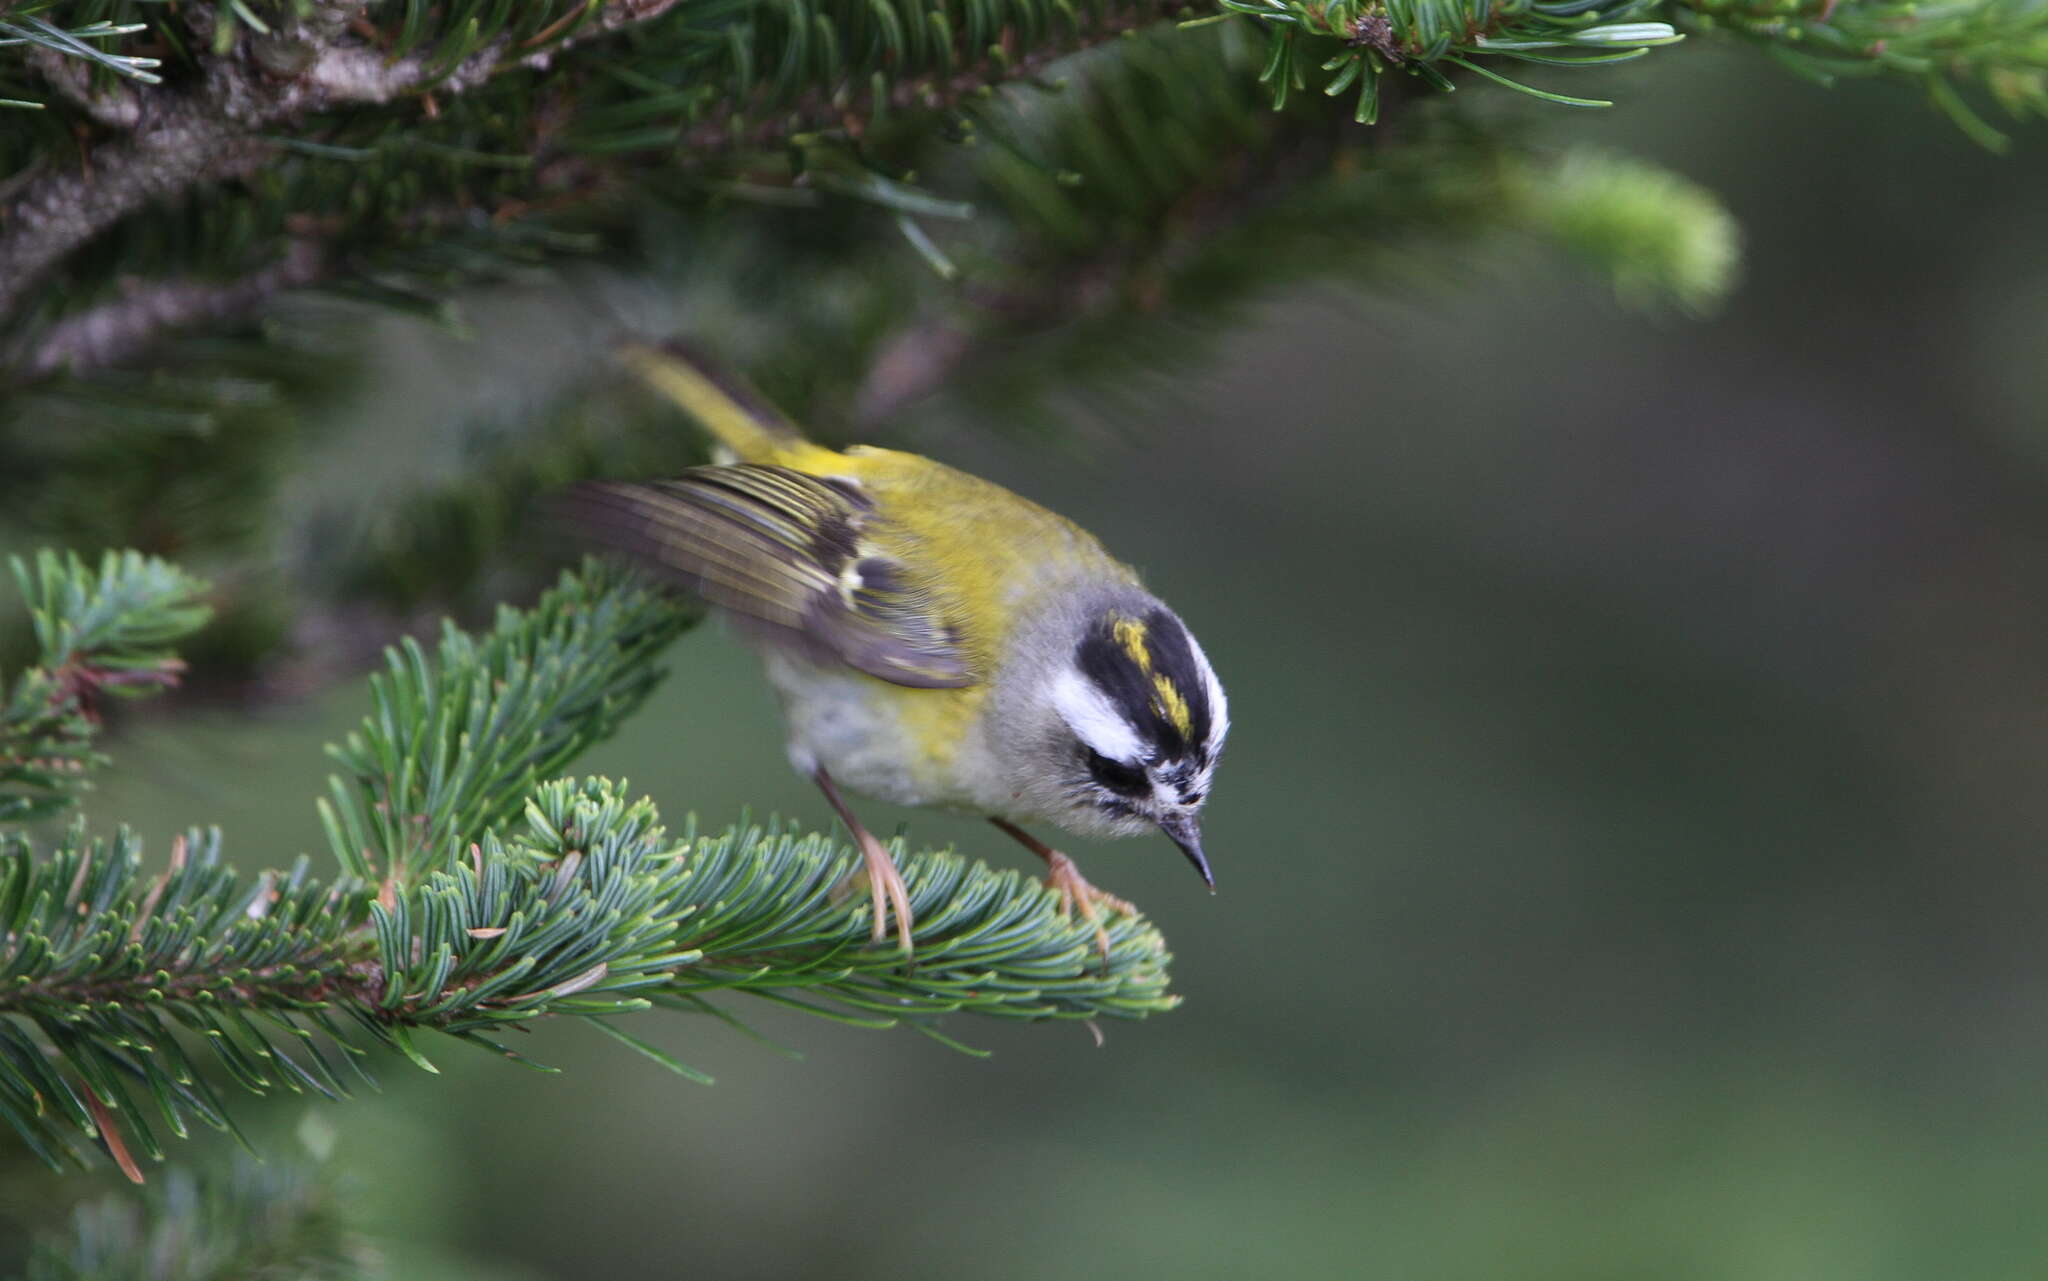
[1041, 850, 1135, 968]
[840, 827, 915, 959]
[814, 768, 915, 961]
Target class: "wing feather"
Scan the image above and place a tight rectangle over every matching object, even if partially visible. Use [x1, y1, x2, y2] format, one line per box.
[560, 467, 974, 689]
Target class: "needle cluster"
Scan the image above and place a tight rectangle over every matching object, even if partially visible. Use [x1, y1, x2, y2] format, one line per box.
[0, 549, 1179, 1183]
[0, 0, 2036, 389]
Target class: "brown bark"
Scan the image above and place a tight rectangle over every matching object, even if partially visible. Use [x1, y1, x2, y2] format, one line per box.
[0, 1, 686, 325]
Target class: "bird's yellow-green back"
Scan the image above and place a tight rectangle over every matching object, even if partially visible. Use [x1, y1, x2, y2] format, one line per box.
[619, 341, 1138, 674]
[836, 445, 1136, 670]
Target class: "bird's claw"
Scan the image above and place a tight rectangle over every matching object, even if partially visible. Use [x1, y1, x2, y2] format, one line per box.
[1041, 850, 1134, 968]
[814, 766, 916, 962]
[834, 829, 915, 959]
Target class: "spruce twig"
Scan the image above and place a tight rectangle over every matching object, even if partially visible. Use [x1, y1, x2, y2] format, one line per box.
[0, 0, 1188, 378]
[0, 552, 1179, 1180]
[0, 550, 212, 823]
[13, 238, 329, 379]
[0, 1, 690, 326]
[4, 0, 2031, 393]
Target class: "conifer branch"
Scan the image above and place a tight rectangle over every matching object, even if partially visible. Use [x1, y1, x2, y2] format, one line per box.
[12, 237, 328, 379]
[3, 0, 2030, 389]
[0, 551, 212, 823]
[0, 552, 1179, 1180]
[0, 1, 689, 326]
[318, 563, 691, 886]
[0, 0, 1190, 375]
[1677, 0, 2048, 148]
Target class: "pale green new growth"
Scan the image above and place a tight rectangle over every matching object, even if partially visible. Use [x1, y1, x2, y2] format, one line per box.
[1522, 148, 1743, 314]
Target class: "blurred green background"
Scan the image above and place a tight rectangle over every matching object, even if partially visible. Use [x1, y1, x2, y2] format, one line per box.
[9, 42, 2048, 1281]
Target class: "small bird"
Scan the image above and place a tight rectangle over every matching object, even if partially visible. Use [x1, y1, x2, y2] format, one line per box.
[563, 342, 1229, 959]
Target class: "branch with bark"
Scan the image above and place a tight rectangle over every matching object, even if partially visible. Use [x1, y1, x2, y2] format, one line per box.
[0, 1, 686, 324]
[0, 0, 1197, 379]
[1, 0, 2038, 386]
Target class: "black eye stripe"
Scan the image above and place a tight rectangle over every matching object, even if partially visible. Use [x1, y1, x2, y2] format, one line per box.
[1082, 747, 1150, 796]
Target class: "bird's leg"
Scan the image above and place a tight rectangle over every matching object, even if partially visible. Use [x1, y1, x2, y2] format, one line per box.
[989, 818, 1135, 964]
[814, 768, 915, 957]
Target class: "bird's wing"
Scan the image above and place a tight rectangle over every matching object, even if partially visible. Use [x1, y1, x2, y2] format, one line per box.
[561, 466, 976, 689]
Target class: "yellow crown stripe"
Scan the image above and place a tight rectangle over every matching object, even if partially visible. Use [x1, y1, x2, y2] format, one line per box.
[1113, 617, 1152, 673]
[1112, 614, 1194, 736]
[1152, 674, 1194, 737]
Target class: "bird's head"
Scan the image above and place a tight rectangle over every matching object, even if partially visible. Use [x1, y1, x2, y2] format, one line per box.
[1042, 606, 1228, 887]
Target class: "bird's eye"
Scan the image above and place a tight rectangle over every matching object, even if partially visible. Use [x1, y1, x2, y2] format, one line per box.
[1082, 747, 1149, 796]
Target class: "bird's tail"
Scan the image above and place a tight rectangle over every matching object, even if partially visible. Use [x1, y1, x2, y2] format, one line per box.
[621, 339, 812, 462]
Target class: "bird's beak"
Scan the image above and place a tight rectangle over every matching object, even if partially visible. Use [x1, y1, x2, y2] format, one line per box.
[1158, 813, 1215, 891]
